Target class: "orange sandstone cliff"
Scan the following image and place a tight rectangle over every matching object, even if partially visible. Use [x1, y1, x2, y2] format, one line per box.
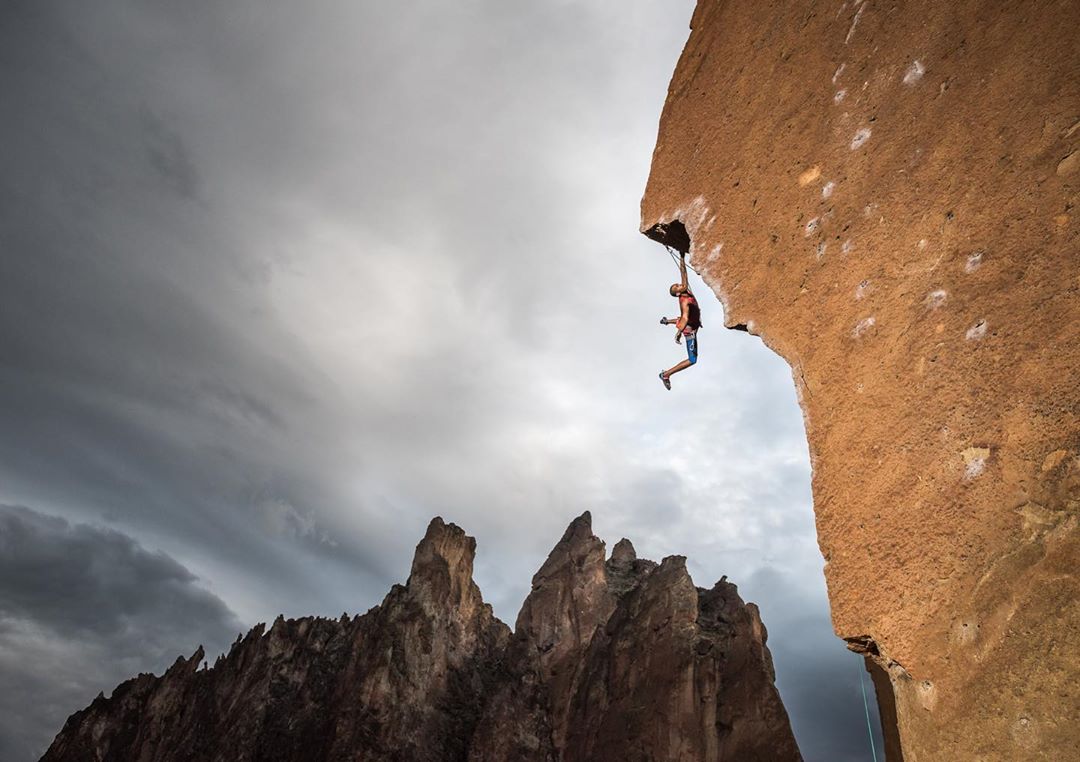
[641, 1, 1079, 760]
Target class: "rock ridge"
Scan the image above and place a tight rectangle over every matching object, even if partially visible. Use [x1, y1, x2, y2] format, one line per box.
[43, 513, 801, 762]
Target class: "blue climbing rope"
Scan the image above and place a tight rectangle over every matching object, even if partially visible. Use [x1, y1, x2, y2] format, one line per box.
[858, 657, 879, 762]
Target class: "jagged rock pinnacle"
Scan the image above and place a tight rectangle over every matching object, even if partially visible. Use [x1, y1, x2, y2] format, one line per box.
[610, 537, 636, 563]
[407, 516, 478, 609]
[43, 515, 800, 762]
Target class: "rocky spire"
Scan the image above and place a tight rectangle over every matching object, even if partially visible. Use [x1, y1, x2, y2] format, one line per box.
[609, 537, 636, 563]
[605, 536, 657, 596]
[44, 514, 801, 762]
[407, 517, 483, 614]
[515, 512, 614, 656]
[509, 512, 616, 753]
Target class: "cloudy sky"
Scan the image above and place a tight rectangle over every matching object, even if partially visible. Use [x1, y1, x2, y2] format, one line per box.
[0, 1, 883, 759]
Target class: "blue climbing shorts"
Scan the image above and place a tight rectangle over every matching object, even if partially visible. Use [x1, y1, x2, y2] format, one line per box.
[685, 331, 698, 364]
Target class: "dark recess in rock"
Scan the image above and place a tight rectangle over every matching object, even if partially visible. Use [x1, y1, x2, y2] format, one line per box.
[643, 218, 691, 253]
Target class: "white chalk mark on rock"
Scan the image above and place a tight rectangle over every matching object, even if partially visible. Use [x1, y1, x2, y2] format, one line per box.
[965, 251, 984, 272]
[852, 316, 875, 337]
[903, 60, 926, 85]
[925, 289, 948, 309]
[966, 319, 987, 340]
[842, 239, 854, 254]
[851, 127, 872, 150]
[822, 181, 836, 199]
[846, 2, 868, 45]
[833, 63, 846, 83]
[962, 447, 990, 479]
[804, 217, 821, 237]
[855, 280, 871, 299]
[816, 242, 828, 259]
[834, 89, 848, 103]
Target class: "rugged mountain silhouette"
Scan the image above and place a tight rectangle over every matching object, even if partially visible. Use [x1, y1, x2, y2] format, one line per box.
[43, 513, 800, 761]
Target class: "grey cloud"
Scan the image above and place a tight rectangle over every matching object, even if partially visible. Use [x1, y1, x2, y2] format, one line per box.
[142, 109, 201, 200]
[739, 566, 886, 762]
[0, 504, 242, 761]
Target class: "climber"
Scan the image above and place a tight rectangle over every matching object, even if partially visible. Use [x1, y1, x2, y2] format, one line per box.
[658, 251, 701, 390]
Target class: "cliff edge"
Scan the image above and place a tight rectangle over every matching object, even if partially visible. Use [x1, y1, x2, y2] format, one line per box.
[641, 2, 1079, 759]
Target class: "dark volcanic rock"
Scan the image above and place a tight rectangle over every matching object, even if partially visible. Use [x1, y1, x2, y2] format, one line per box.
[43, 514, 801, 762]
[564, 560, 800, 762]
[42, 519, 510, 762]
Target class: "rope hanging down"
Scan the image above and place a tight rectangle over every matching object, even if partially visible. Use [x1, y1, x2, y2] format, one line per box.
[858, 658, 879, 762]
[664, 244, 704, 277]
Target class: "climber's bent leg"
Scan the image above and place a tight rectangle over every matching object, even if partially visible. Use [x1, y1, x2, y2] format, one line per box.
[663, 358, 693, 378]
[661, 332, 698, 388]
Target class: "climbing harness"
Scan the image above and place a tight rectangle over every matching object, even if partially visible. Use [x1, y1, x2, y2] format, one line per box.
[857, 658, 879, 762]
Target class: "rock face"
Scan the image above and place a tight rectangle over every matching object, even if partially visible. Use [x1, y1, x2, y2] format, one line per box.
[640, 2, 1080, 759]
[42, 518, 510, 762]
[43, 514, 800, 762]
[468, 514, 800, 762]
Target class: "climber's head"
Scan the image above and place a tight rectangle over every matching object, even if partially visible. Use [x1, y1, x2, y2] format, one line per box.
[670, 283, 688, 297]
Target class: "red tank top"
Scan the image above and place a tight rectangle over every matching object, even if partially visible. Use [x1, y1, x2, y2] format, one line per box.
[680, 294, 701, 332]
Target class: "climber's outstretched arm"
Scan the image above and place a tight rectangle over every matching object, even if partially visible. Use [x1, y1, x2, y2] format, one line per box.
[679, 252, 689, 290]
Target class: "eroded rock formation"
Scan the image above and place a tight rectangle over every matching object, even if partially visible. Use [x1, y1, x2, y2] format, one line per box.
[641, 2, 1080, 759]
[43, 518, 510, 762]
[43, 514, 800, 761]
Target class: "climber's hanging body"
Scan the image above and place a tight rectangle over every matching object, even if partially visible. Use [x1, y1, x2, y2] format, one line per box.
[658, 250, 701, 390]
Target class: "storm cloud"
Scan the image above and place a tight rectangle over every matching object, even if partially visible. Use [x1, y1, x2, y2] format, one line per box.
[0, 505, 241, 760]
[1, 1, 881, 759]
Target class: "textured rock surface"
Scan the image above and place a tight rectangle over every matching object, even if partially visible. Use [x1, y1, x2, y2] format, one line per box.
[43, 514, 800, 761]
[468, 513, 800, 762]
[42, 518, 510, 762]
[641, 2, 1080, 759]
[563, 557, 798, 762]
